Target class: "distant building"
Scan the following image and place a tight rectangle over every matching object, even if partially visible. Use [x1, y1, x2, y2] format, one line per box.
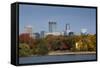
[81, 28, 87, 35]
[24, 25, 34, 37]
[46, 21, 64, 36]
[49, 21, 57, 32]
[45, 32, 63, 36]
[40, 31, 45, 38]
[64, 24, 71, 36]
[64, 30, 71, 36]
[69, 32, 74, 36]
[33, 32, 40, 39]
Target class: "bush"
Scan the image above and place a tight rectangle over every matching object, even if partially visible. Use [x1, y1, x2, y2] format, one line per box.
[32, 41, 49, 55]
[19, 43, 31, 57]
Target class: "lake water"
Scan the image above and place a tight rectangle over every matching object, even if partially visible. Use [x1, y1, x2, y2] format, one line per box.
[19, 54, 96, 64]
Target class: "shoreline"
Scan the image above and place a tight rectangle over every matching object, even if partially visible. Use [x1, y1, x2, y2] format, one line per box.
[48, 51, 96, 55]
[19, 51, 96, 57]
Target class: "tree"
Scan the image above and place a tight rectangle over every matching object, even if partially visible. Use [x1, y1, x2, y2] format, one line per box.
[87, 34, 96, 51]
[32, 41, 49, 55]
[19, 33, 31, 44]
[19, 43, 31, 57]
[19, 33, 36, 48]
[50, 39, 61, 50]
[63, 36, 75, 50]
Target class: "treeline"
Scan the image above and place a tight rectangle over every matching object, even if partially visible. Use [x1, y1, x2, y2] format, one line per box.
[19, 33, 96, 57]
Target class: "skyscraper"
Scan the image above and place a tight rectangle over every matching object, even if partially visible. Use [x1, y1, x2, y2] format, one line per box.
[64, 24, 70, 36]
[49, 21, 57, 32]
[66, 24, 70, 31]
[40, 31, 45, 38]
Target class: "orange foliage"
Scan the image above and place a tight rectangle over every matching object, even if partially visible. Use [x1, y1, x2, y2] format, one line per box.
[19, 33, 36, 48]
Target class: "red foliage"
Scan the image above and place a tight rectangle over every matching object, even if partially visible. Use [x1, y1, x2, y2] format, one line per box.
[60, 43, 69, 50]
[19, 33, 35, 47]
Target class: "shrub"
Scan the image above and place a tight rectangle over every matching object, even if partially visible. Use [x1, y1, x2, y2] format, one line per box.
[19, 43, 31, 57]
[32, 41, 49, 55]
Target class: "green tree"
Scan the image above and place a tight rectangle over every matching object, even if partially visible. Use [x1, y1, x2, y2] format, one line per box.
[32, 41, 49, 55]
[19, 43, 31, 57]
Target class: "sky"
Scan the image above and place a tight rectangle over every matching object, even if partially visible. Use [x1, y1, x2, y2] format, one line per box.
[19, 4, 96, 34]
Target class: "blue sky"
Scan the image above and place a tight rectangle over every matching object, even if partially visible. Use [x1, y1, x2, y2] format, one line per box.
[19, 4, 96, 34]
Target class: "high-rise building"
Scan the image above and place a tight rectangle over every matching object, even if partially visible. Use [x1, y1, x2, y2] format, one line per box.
[49, 21, 57, 32]
[24, 25, 33, 37]
[66, 24, 70, 30]
[64, 24, 71, 36]
[40, 31, 45, 38]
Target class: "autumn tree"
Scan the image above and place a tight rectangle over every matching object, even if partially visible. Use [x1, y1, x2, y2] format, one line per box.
[32, 40, 49, 55]
[19, 33, 36, 48]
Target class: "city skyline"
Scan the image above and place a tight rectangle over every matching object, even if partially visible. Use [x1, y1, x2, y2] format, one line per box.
[19, 4, 96, 34]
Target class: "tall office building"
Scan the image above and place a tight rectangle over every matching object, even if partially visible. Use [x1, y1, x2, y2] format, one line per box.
[66, 24, 70, 30]
[49, 21, 57, 32]
[24, 25, 33, 37]
[64, 24, 70, 35]
[40, 31, 45, 38]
